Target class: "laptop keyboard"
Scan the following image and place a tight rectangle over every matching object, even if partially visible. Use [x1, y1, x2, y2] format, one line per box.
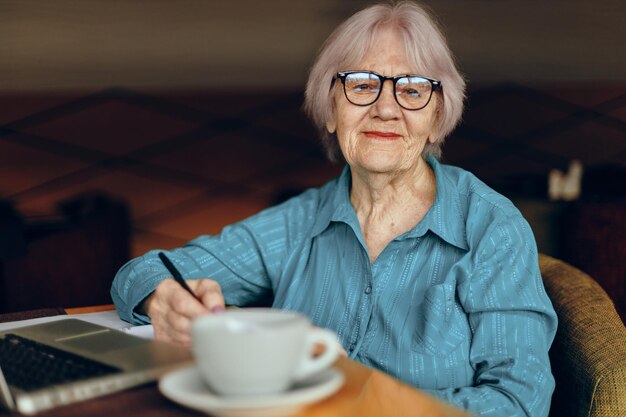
[0, 333, 122, 392]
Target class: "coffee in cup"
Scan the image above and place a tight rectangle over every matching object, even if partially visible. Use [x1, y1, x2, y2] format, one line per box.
[191, 308, 340, 396]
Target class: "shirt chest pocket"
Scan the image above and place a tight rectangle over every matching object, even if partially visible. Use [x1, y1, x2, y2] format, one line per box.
[411, 282, 468, 356]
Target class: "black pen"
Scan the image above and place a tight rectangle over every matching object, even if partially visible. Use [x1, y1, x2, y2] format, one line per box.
[158, 252, 199, 301]
[158, 251, 226, 313]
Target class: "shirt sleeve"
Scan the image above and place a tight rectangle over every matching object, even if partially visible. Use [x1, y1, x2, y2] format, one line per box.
[110, 194, 313, 324]
[423, 214, 558, 417]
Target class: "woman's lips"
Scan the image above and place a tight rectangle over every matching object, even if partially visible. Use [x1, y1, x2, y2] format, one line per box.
[363, 131, 401, 140]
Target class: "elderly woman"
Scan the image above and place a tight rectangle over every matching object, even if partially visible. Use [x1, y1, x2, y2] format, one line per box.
[111, 2, 557, 417]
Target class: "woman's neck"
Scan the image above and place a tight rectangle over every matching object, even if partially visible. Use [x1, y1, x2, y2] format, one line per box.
[349, 158, 436, 262]
[350, 158, 435, 215]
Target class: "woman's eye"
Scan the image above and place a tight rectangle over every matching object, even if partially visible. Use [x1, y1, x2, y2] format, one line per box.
[352, 83, 375, 92]
[404, 88, 421, 97]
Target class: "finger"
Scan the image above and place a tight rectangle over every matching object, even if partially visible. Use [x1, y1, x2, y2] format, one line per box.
[157, 309, 193, 346]
[191, 279, 226, 313]
[166, 280, 211, 319]
[164, 308, 193, 335]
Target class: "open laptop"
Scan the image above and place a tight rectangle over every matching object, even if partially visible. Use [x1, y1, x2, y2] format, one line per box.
[0, 318, 192, 414]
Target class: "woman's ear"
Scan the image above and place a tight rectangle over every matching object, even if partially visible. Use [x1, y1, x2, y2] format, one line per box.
[428, 94, 442, 144]
[326, 115, 337, 134]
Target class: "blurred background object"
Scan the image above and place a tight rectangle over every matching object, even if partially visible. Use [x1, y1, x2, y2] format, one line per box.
[0, 0, 624, 318]
[0, 193, 131, 312]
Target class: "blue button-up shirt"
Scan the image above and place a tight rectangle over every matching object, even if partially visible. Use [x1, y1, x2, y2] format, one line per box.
[112, 156, 557, 417]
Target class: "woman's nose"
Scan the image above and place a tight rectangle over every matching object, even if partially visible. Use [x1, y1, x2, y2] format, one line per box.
[372, 79, 401, 119]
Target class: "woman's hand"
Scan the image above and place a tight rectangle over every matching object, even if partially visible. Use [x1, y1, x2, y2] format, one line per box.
[143, 278, 225, 347]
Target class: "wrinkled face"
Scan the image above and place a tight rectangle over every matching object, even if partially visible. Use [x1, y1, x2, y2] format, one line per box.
[327, 28, 438, 175]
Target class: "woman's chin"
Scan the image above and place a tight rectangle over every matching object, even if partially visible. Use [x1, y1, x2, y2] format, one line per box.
[352, 156, 410, 175]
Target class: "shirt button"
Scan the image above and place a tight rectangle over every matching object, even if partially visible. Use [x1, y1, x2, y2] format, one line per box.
[365, 285, 372, 294]
[349, 343, 356, 352]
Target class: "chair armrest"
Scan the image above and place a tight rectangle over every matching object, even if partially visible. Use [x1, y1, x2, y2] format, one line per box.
[539, 254, 626, 417]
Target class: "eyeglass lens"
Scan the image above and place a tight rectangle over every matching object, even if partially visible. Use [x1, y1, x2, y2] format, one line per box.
[343, 72, 434, 110]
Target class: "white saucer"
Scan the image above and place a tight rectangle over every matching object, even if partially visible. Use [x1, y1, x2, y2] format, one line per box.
[158, 366, 344, 417]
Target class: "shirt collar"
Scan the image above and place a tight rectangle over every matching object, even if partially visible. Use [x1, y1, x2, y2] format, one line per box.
[312, 165, 358, 238]
[403, 155, 469, 251]
[311, 157, 469, 251]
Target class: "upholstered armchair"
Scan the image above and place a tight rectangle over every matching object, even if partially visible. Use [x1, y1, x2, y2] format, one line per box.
[540, 254, 626, 417]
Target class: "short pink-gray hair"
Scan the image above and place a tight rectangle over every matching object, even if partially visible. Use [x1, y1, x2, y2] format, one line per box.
[304, 1, 465, 162]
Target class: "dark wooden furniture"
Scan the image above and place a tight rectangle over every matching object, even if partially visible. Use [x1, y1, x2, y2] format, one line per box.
[0, 193, 131, 313]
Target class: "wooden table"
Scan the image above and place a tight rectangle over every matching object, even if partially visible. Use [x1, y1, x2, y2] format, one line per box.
[1, 306, 472, 417]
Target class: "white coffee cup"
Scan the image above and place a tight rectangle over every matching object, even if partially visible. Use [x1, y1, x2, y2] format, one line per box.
[191, 308, 340, 396]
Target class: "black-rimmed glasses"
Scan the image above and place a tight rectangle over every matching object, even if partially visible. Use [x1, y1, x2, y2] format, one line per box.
[334, 71, 442, 111]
